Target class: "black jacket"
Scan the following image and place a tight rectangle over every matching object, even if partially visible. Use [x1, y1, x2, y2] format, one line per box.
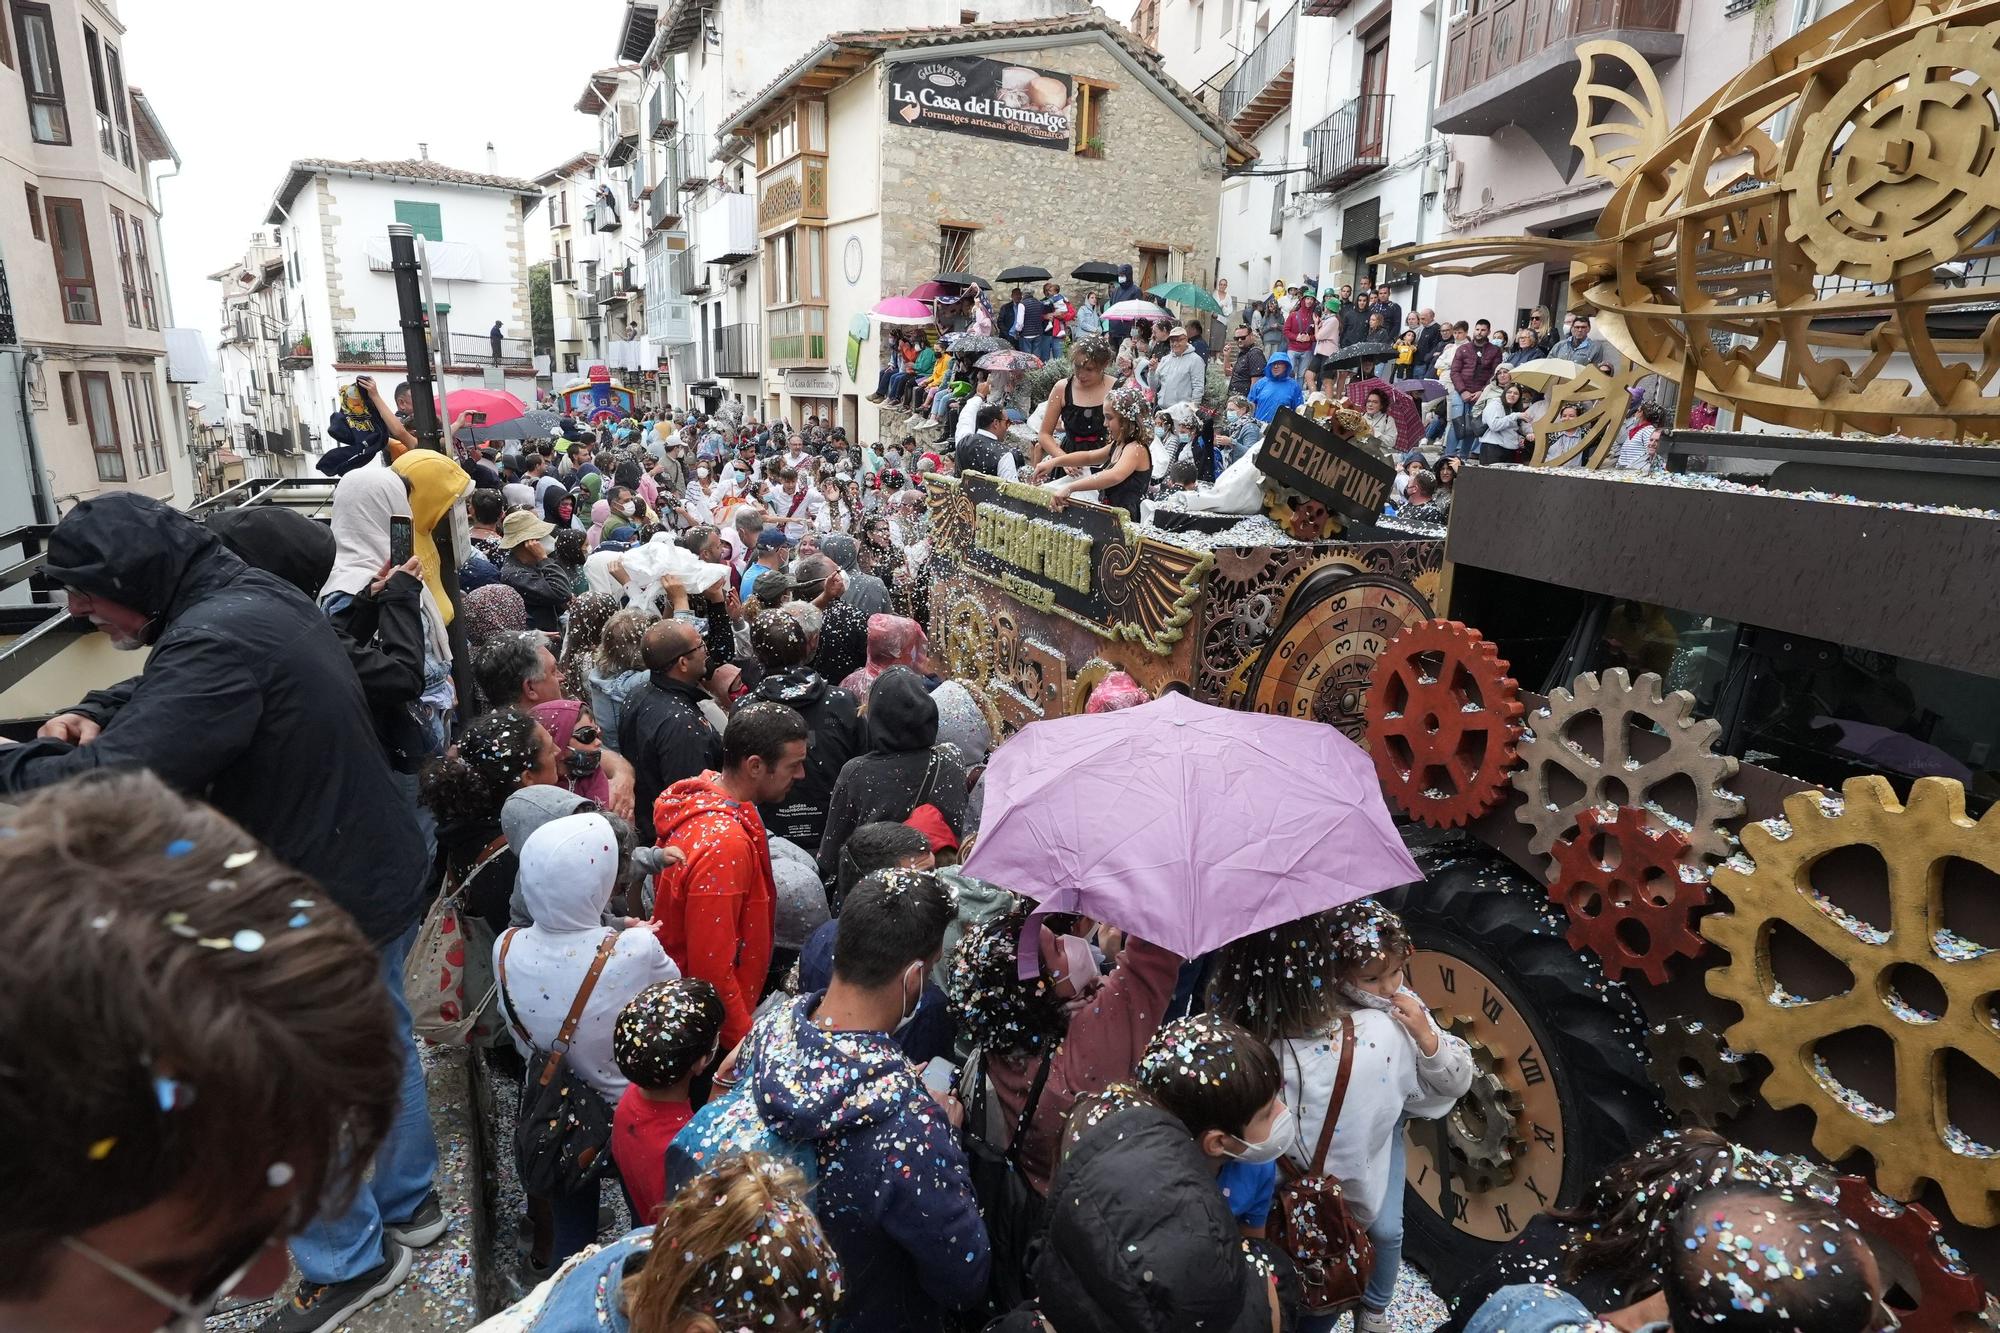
[619, 673, 722, 838]
[1034, 1089, 1272, 1333]
[499, 551, 572, 632]
[0, 494, 427, 946]
[1414, 322, 1445, 370]
[737, 668, 863, 852]
[1226, 342, 1267, 397]
[814, 599, 868, 687]
[205, 506, 431, 772]
[1339, 303, 1370, 347]
[815, 668, 966, 882]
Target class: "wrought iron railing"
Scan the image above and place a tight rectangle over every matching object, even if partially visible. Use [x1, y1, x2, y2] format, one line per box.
[1305, 94, 1392, 191]
[333, 331, 395, 363]
[1221, 5, 1297, 122]
[0, 257, 15, 346]
[447, 332, 534, 366]
[713, 323, 760, 377]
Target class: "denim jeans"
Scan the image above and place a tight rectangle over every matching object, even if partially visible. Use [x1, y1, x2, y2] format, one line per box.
[1444, 390, 1477, 459]
[1298, 1127, 1407, 1330]
[289, 924, 439, 1284]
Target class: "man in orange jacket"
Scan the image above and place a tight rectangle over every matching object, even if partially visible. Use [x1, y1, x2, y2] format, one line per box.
[651, 701, 810, 1047]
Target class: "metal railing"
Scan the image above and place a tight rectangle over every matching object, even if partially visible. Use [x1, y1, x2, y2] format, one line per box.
[670, 246, 708, 297]
[446, 332, 533, 367]
[713, 322, 760, 377]
[648, 84, 678, 140]
[672, 134, 706, 193]
[278, 328, 313, 366]
[1221, 5, 1297, 122]
[0, 257, 14, 346]
[649, 175, 680, 231]
[333, 331, 396, 363]
[1443, 0, 1679, 102]
[1305, 94, 1392, 191]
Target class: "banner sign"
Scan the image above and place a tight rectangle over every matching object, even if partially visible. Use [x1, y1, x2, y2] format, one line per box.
[887, 55, 1076, 151]
[1259, 408, 1396, 523]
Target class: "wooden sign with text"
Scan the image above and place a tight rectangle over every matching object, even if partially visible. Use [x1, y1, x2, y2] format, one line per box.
[1259, 408, 1396, 523]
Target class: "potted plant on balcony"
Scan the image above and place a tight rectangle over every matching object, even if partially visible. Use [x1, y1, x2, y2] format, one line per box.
[289, 334, 312, 359]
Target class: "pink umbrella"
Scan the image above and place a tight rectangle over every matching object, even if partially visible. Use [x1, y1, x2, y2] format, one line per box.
[963, 692, 1421, 962]
[871, 296, 935, 325]
[439, 386, 527, 427]
[907, 281, 952, 301]
[1345, 376, 1423, 452]
[1104, 299, 1171, 322]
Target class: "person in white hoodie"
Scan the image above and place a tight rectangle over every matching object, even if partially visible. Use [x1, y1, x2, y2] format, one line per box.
[493, 811, 679, 1274]
[1206, 899, 1473, 1333]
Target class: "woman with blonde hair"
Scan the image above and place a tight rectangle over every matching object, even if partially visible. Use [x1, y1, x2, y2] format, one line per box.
[470, 1154, 842, 1332]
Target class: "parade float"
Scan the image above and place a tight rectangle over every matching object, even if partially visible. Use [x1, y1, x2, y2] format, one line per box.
[933, 0, 2000, 1315]
[554, 364, 639, 424]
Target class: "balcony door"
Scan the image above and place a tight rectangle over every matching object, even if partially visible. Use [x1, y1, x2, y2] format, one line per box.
[1357, 26, 1389, 159]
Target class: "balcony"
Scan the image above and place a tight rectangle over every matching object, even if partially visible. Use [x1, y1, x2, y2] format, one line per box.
[713, 322, 760, 378]
[698, 191, 757, 266]
[278, 329, 314, 368]
[606, 101, 641, 167]
[1438, 0, 1682, 142]
[1304, 94, 1392, 193]
[0, 258, 14, 347]
[447, 332, 534, 367]
[673, 134, 707, 193]
[333, 331, 397, 365]
[766, 306, 827, 368]
[670, 246, 709, 297]
[551, 258, 573, 284]
[648, 84, 678, 141]
[1220, 5, 1296, 136]
[648, 176, 681, 231]
[1301, 0, 1351, 12]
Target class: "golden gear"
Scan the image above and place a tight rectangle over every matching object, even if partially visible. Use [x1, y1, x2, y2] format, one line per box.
[939, 594, 998, 683]
[1704, 777, 2000, 1227]
[1511, 667, 1743, 871]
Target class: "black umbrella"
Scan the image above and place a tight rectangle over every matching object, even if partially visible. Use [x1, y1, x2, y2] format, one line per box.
[997, 265, 1053, 283]
[950, 334, 1014, 356]
[934, 272, 989, 289]
[1327, 341, 1397, 368]
[1072, 261, 1123, 284]
[467, 409, 560, 443]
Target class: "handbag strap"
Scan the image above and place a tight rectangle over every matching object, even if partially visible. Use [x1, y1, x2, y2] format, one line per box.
[1005, 1052, 1055, 1165]
[446, 834, 511, 903]
[912, 749, 943, 812]
[1308, 1013, 1357, 1176]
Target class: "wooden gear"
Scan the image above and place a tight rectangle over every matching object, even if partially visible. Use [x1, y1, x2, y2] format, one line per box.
[1363, 619, 1525, 828]
[1382, 0, 2000, 440]
[1547, 805, 1710, 985]
[1646, 1018, 1756, 1127]
[1704, 777, 2000, 1227]
[1833, 1175, 1990, 1333]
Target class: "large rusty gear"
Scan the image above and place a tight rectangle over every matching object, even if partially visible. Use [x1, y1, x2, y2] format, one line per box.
[1704, 777, 2000, 1227]
[1547, 805, 1709, 985]
[1647, 1018, 1756, 1126]
[1436, 1014, 1525, 1195]
[1511, 667, 1744, 870]
[1834, 1175, 1989, 1333]
[1364, 620, 1525, 829]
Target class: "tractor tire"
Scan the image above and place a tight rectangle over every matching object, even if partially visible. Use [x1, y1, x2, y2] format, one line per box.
[1385, 837, 1665, 1300]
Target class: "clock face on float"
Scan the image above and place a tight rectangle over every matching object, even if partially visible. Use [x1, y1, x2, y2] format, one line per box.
[1245, 576, 1429, 740]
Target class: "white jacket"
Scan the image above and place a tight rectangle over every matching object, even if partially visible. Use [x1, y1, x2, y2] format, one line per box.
[1272, 1002, 1474, 1223]
[1480, 396, 1533, 454]
[495, 812, 679, 1103]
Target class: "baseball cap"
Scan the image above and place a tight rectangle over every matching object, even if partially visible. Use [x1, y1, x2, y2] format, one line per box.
[756, 528, 795, 551]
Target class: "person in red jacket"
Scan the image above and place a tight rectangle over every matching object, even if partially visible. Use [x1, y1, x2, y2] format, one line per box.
[1283, 293, 1320, 357]
[651, 700, 809, 1047]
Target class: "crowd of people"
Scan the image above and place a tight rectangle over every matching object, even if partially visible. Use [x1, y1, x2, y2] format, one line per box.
[0, 273, 1852, 1333]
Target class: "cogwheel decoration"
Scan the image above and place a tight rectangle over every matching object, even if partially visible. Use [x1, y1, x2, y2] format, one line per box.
[1437, 1014, 1524, 1195]
[1547, 806, 1709, 985]
[1363, 619, 1525, 829]
[1704, 777, 2000, 1227]
[939, 594, 999, 683]
[1647, 1018, 1755, 1126]
[1512, 667, 1744, 871]
[1833, 1176, 1988, 1333]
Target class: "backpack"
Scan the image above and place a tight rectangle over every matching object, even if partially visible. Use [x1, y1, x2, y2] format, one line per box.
[403, 836, 508, 1045]
[1269, 1013, 1375, 1314]
[664, 1059, 819, 1197]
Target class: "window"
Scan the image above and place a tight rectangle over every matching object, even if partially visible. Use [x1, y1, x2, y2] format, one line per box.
[131, 214, 157, 328]
[122, 371, 162, 475]
[24, 183, 40, 239]
[105, 43, 131, 167]
[82, 22, 113, 156]
[110, 206, 139, 325]
[15, 3, 69, 144]
[393, 199, 443, 241]
[58, 370, 76, 424]
[1138, 244, 1169, 291]
[1075, 82, 1110, 156]
[81, 372, 123, 481]
[121, 372, 149, 477]
[45, 197, 99, 324]
[938, 224, 976, 274]
[0, 0, 10, 69]
[1192, 0, 1205, 43]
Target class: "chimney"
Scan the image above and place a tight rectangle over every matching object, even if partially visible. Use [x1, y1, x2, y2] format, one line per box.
[417, 142, 429, 160]
[486, 141, 498, 173]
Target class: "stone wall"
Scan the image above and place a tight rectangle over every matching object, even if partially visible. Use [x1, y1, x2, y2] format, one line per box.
[877, 37, 1226, 301]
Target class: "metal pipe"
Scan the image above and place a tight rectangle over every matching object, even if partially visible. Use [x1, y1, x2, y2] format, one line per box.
[386, 223, 442, 451]
[7, 350, 55, 524]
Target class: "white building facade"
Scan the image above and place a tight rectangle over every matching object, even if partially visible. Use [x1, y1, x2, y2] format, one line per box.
[206, 230, 307, 485]
[528, 151, 601, 382]
[261, 157, 539, 448]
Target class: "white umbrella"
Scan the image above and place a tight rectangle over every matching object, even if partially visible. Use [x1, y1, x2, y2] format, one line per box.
[1508, 357, 1587, 391]
[1105, 299, 1171, 321]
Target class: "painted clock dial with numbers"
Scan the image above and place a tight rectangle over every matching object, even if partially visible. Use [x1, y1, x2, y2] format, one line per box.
[1403, 948, 1569, 1244]
[1245, 574, 1431, 741]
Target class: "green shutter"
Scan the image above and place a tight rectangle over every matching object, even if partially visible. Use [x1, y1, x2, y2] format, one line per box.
[394, 200, 443, 241]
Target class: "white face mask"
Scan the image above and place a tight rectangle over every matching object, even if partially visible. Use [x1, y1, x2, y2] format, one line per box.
[1339, 981, 1399, 1012]
[1224, 1104, 1295, 1165]
[892, 961, 924, 1037]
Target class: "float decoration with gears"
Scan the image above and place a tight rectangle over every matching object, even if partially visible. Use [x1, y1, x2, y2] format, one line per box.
[1646, 1018, 1756, 1127]
[1547, 805, 1709, 986]
[1833, 1175, 1989, 1333]
[1364, 619, 1525, 829]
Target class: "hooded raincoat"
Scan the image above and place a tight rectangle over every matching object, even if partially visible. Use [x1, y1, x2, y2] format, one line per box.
[738, 667, 865, 853]
[494, 811, 678, 1102]
[650, 771, 776, 1047]
[835, 614, 927, 698]
[1247, 357, 1305, 422]
[0, 494, 427, 945]
[814, 668, 968, 883]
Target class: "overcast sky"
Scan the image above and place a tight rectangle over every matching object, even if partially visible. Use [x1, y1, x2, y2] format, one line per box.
[124, 0, 614, 340]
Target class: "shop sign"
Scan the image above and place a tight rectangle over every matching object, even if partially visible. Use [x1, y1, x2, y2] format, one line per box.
[785, 368, 840, 395]
[1259, 408, 1395, 523]
[887, 55, 1075, 151]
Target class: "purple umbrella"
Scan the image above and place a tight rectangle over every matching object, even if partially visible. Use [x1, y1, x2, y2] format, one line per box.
[963, 692, 1421, 964]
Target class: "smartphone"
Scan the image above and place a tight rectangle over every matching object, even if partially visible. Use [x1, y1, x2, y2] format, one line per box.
[467, 410, 488, 424]
[921, 1057, 959, 1098]
[388, 515, 414, 567]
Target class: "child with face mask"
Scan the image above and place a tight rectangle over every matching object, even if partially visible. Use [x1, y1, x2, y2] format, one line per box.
[1205, 900, 1474, 1333]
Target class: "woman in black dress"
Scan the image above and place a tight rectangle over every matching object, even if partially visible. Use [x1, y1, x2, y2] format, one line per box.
[1032, 380, 1153, 520]
[1032, 335, 1114, 471]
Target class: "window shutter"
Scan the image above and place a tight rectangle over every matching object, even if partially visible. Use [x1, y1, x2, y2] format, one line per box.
[393, 200, 444, 241]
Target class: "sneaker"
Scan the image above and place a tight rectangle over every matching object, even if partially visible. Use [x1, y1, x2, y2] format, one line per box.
[384, 1191, 447, 1248]
[1356, 1306, 1391, 1333]
[255, 1242, 412, 1333]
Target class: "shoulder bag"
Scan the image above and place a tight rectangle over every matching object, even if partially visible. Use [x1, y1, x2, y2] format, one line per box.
[1269, 1012, 1376, 1314]
[499, 929, 620, 1196]
[404, 835, 508, 1046]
